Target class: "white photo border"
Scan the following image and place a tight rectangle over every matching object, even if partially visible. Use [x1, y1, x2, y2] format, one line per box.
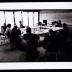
[0, 2, 72, 69]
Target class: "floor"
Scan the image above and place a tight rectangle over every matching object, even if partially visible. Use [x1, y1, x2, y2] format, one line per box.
[0, 26, 72, 62]
[0, 41, 47, 62]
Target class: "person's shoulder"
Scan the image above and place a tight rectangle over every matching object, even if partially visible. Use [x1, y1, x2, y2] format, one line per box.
[45, 34, 50, 38]
[23, 33, 26, 35]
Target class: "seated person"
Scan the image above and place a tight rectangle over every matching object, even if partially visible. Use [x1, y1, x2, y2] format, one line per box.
[63, 23, 69, 37]
[23, 27, 40, 61]
[19, 21, 25, 28]
[1, 23, 7, 34]
[56, 20, 62, 27]
[43, 29, 58, 61]
[10, 25, 22, 49]
[38, 22, 42, 26]
[5, 24, 11, 43]
[43, 29, 56, 52]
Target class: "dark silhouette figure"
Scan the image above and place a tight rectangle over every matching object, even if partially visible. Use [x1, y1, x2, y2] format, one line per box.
[38, 22, 42, 26]
[52, 21, 58, 26]
[2, 23, 7, 33]
[52, 20, 62, 27]
[55, 23, 69, 47]
[43, 20, 47, 26]
[4, 24, 11, 44]
[43, 29, 56, 51]
[61, 23, 70, 61]
[23, 27, 40, 61]
[10, 25, 22, 49]
[63, 23, 69, 39]
[54, 23, 69, 61]
[43, 29, 57, 61]
[19, 21, 25, 28]
[5, 24, 11, 39]
[57, 20, 62, 27]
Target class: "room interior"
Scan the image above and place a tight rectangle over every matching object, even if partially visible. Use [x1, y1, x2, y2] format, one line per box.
[0, 9, 72, 62]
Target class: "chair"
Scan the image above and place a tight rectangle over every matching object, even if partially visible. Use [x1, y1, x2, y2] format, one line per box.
[0, 35, 7, 45]
[45, 51, 58, 62]
[43, 41, 58, 61]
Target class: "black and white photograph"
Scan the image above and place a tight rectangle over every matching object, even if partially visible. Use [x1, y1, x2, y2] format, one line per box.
[0, 2, 72, 63]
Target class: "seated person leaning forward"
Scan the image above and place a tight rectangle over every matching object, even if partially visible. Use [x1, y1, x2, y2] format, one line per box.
[5, 24, 11, 43]
[10, 25, 22, 49]
[23, 27, 40, 61]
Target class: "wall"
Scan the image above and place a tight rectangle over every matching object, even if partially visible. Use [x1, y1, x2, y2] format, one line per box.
[39, 10, 72, 25]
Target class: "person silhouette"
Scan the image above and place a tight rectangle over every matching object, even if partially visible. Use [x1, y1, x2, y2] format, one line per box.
[10, 25, 22, 49]
[43, 29, 57, 61]
[2, 23, 7, 33]
[23, 27, 40, 61]
[43, 29, 55, 51]
[5, 24, 11, 43]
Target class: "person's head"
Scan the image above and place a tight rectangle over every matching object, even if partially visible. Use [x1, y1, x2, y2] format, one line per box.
[19, 21, 22, 24]
[63, 23, 67, 28]
[7, 24, 11, 28]
[14, 25, 17, 29]
[58, 20, 61, 23]
[26, 27, 31, 34]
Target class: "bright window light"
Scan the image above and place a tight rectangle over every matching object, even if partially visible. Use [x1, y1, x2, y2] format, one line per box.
[22, 11, 28, 26]
[34, 12, 38, 26]
[14, 11, 22, 27]
[29, 12, 33, 27]
[0, 11, 5, 32]
[5, 12, 14, 29]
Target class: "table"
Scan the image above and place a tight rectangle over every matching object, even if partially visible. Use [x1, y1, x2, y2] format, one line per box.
[20, 26, 63, 36]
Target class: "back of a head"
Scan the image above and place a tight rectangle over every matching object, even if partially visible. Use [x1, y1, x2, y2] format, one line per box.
[63, 23, 67, 28]
[49, 29, 55, 36]
[11, 25, 18, 36]
[49, 29, 53, 34]
[7, 24, 11, 28]
[26, 27, 31, 34]
[14, 25, 17, 29]
[58, 20, 61, 23]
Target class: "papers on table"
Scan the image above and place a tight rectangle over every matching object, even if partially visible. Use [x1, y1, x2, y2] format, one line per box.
[20, 26, 63, 36]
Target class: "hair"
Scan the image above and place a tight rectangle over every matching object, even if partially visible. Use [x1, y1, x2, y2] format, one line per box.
[7, 24, 11, 28]
[49, 29, 54, 35]
[26, 27, 31, 33]
[14, 25, 17, 29]
[49, 29, 53, 33]
[58, 20, 61, 22]
[63, 23, 67, 27]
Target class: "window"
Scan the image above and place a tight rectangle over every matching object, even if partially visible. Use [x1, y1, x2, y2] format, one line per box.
[22, 11, 28, 26]
[0, 11, 5, 32]
[34, 12, 38, 26]
[14, 11, 22, 27]
[22, 11, 38, 27]
[5, 12, 14, 28]
[29, 12, 33, 27]
[0, 11, 39, 31]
